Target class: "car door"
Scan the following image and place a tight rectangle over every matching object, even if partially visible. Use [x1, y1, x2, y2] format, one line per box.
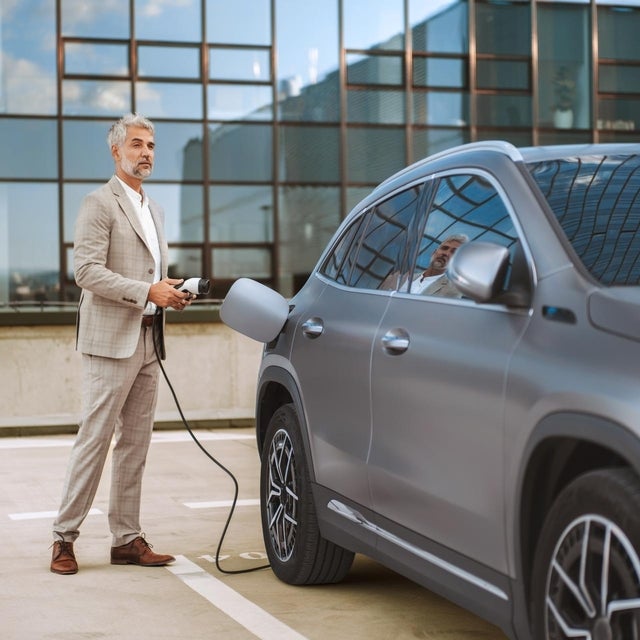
[367, 171, 532, 573]
[289, 184, 426, 507]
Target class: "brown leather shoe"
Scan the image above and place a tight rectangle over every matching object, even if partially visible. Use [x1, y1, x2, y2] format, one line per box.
[50, 541, 78, 575]
[110, 536, 175, 566]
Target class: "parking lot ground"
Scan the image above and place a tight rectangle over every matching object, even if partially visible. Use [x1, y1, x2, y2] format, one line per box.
[0, 429, 508, 640]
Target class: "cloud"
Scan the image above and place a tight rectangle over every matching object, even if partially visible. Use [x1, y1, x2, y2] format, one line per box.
[137, 0, 194, 18]
[1, 54, 56, 114]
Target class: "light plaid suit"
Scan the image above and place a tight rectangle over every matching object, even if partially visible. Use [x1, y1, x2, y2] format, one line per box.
[53, 176, 169, 546]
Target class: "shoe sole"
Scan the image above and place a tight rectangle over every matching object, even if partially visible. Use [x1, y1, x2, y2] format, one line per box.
[110, 559, 173, 566]
[50, 567, 78, 575]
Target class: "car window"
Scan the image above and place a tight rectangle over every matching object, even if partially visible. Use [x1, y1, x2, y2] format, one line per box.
[526, 153, 640, 286]
[321, 185, 424, 290]
[406, 173, 521, 297]
[320, 213, 367, 285]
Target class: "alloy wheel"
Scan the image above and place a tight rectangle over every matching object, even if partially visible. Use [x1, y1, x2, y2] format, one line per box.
[265, 427, 299, 562]
[545, 514, 640, 639]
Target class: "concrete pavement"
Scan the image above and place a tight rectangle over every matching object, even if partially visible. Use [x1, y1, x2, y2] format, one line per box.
[0, 428, 507, 640]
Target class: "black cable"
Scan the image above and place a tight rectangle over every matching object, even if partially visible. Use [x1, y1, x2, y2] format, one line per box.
[151, 310, 270, 575]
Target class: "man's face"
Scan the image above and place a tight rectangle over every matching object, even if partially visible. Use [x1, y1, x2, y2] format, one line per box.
[112, 126, 155, 180]
[430, 240, 463, 273]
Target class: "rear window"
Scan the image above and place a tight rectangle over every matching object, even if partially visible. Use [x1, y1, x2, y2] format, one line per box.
[527, 154, 640, 285]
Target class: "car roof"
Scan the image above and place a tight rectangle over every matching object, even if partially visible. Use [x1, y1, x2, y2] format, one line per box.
[359, 140, 640, 215]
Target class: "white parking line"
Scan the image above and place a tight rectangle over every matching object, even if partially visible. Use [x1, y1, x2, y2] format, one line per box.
[184, 499, 260, 509]
[167, 555, 307, 640]
[8, 508, 102, 521]
[0, 431, 254, 450]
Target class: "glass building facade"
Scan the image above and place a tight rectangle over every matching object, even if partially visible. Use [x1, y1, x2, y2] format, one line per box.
[2, 0, 640, 319]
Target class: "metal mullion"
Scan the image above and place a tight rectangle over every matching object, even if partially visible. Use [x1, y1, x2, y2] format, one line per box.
[201, 0, 211, 285]
[56, 0, 67, 302]
[271, 0, 280, 291]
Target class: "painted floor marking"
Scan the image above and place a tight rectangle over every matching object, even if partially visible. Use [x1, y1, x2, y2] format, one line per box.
[167, 555, 307, 640]
[0, 431, 253, 450]
[184, 499, 260, 509]
[8, 507, 102, 521]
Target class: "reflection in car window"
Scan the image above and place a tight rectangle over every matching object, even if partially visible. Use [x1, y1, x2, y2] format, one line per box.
[347, 187, 422, 290]
[527, 154, 640, 286]
[409, 173, 520, 296]
[321, 214, 367, 284]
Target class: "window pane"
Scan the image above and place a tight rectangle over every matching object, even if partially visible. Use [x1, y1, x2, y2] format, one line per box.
[0, 183, 59, 304]
[135, 0, 201, 42]
[476, 1, 530, 55]
[279, 126, 340, 183]
[213, 248, 271, 279]
[61, 0, 129, 38]
[411, 0, 468, 54]
[412, 128, 469, 161]
[169, 248, 203, 281]
[413, 91, 468, 126]
[597, 98, 639, 131]
[64, 43, 129, 77]
[598, 6, 640, 60]
[276, 0, 339, 123]
[209, 123, 272, 182]
[599, 65, 640, 95]
[347, 89, 405, 124]
[278, 75, 340, 123]
[477, 59, 529, 90]
[321, 216, 366, 283]
[476, 94, 532, 127]
[537, 5, 591, 129]
[208, 85, 272, 121]
[152, 121, 204, 180]
[348, 188, 422, 290]
[279, 186, 341, 295]
[207, 0, 271, 45]
[138, 46, 200, 79]
[344, 0, 404, 50]
[210, 48, 271, 81]
[136, 82, 203, 119]
[346, 128, 406, 184]
[63, 183, 103, 242]
[144, 184, 204, 242]
[0, 119, 57, 179]
[1, 1, 56, 114]
[63, 80, 131, 116]
[210, 186, 273, 242]
[347, 54, 403, 85]
[413, 57, 467, 88]
[63, 120, 114, 179]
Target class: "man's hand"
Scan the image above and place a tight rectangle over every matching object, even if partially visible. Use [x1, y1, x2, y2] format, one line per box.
[148, 278, 194, 311]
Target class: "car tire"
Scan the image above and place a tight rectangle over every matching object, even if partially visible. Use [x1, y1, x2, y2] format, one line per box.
[531, 467, 640, 639]
[260, 403, 355, 585]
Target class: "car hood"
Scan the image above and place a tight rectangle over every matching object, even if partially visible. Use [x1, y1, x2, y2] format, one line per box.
[588, 286, 640, 342]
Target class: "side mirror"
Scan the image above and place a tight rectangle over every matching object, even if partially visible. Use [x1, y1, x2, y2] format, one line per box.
[220, 278, 290, 343]
[447, 242, 510, 303]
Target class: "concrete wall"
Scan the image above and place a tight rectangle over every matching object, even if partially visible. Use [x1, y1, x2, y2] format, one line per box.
[0, 322, 263, 435]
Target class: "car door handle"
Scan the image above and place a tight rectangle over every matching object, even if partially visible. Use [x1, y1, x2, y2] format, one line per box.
[381, 329, 409, 354]
[302, 317, 324, 338]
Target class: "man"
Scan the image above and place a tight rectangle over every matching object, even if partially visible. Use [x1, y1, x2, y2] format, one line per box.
[409, 233, 468, 296]
[50, 113, 192, 575]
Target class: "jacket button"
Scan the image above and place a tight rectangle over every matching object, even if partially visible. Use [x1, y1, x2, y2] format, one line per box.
[148, 268, 153, 274]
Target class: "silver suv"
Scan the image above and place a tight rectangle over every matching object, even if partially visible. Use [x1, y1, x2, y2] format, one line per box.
[221, 141, 640, 639]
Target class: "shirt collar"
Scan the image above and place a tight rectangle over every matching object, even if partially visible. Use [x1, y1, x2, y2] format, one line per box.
[115, 175, 149, 208]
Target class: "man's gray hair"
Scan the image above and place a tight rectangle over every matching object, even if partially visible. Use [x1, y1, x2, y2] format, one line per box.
[441, 233, 469, 245]
[107, 113, 154, 149]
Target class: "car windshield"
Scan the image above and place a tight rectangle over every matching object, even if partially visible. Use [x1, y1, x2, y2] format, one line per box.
[526, 153, 640, 286]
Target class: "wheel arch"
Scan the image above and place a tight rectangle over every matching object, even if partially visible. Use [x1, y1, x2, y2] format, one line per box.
[255, 366, 316, 478]
[514, 412, 640, 632]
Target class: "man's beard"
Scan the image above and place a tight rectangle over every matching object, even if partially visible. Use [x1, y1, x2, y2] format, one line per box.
[121, 156, 153, 179]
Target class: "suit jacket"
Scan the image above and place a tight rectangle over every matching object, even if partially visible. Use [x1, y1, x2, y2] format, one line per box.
[422, 275, 462, 298]
[74, 176, 169, 359]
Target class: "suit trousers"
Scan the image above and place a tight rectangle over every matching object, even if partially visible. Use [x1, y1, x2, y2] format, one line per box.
[53, 324, 160, 547]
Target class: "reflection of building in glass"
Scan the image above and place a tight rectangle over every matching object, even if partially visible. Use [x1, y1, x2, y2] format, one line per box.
[3, 1, 640, 310]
